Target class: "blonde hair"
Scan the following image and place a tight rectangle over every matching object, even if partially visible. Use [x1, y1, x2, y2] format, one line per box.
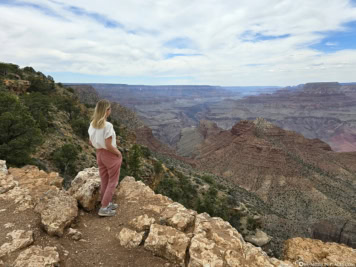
[91, 99, 111, 129]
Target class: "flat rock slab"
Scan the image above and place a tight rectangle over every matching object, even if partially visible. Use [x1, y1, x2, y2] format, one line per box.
[13, 245, 59, 267]
[35, 188, 78, 237]
[0, 230, 33, 258]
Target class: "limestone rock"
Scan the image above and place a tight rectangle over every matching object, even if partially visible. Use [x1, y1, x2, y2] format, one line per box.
[0, 160, 7, 175]
[144, 224, 190, 266]
[67, 228, 82, 241]
[283, 237, 356, 265]
[117, 228, 144, 249]
[68, 167, 101, 211]
[0, 174, 33, 211]
[0, 173, 16, 194]
[160, 202, 196, 232]
[35, 188, 78, 236]
[0, 230, 34, 258]
[189, 213, 289, 267]
[13, 246, 60, 267]
[117, 176, 173, 214]
[9, 166, 63, 203]
[130, 214, 156, 232]
[245, 229, 272, 247]
[189, 234, 225, 267]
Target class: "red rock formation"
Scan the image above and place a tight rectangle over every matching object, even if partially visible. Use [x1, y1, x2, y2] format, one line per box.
[135, 126, 195, 166]
[191, 119, 356, 253]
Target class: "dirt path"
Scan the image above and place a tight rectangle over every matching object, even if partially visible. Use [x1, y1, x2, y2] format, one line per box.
[0, 197, 173, 267]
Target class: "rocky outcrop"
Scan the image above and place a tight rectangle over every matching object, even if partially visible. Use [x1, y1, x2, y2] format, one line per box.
[8, 165, 62, 203]
[0, 230, 34, 258]
[116, 176, 292, 267]
[144, 224, 190, 266]
[3, 79, 31, 94]
[34, 188, 78, 236]
[68, 167, 101, 211]
[1, 161, 355, 266]
[283, 237, 356, 265]
[160, 202, 196, 232]
[13, 246, 60, 267]
[0, 169, 33, 212]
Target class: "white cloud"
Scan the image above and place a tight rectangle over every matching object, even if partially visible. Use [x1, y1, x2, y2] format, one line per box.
[0, 0, 356, 85]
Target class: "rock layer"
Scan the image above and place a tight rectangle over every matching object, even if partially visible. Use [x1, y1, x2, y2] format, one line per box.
[116, 176, 292, 267]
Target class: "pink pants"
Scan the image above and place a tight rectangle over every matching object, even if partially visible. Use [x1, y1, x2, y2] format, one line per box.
[96, 149, 122, 207]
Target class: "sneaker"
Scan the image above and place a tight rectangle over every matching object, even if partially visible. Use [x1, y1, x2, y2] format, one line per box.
[108, 202, 118, 210]
[98, 207, 116, 217]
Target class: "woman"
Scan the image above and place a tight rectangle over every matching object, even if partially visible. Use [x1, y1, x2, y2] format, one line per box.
[88, 100, 122, 217]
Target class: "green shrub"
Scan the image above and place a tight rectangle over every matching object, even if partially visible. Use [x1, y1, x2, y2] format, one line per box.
[21, 92, 53, 132]
[52, 143, 79, 177]
[153, 160, 163, 174]
[126, 144, 142, 178]
[201, 175, 215, 185]
[27, 75, 55, 93]
[0, 92, 42, 166]
[71, 116, 90, 139]
[0, 63, 21, 76]
[55, 96, 80, 120]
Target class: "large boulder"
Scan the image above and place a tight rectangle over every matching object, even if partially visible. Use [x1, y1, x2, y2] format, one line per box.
[35, 188, 78, 236]
[0, 230, 34, 258]
[13, 246, 60, 267]
[144, 224, 190, 266]
[283, 237, 356, 265]
[68, 167, 101, 211]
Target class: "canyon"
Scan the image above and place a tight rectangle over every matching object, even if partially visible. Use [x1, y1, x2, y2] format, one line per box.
[83, 82, 356, 152]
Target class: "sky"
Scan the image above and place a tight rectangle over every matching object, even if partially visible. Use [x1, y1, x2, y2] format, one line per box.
[1, 0, 356, 86]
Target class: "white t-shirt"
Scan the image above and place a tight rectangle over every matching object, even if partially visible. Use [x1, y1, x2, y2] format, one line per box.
[88, 121, 117, 149]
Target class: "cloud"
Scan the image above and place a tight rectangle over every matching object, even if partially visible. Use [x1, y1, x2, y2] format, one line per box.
[325, 42, 338, 46]
[1, 0, 356, 85]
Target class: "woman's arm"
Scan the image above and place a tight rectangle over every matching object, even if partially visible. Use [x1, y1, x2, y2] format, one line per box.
[105, 136, 121, 157]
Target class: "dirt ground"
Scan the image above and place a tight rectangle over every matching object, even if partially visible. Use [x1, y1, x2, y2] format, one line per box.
[0, 195, 174, 267]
